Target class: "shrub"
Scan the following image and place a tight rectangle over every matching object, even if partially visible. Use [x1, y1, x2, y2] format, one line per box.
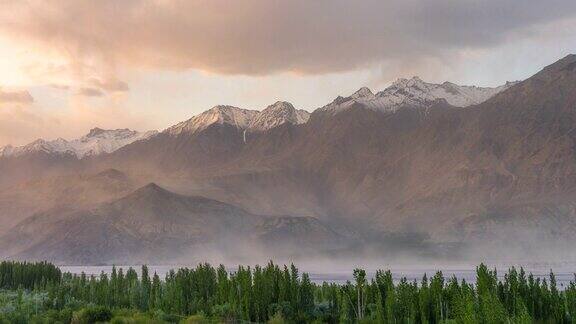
[72, 306, 113, 324]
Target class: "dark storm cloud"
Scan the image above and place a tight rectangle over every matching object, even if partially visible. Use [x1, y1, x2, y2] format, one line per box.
[1, 0, 575, 75]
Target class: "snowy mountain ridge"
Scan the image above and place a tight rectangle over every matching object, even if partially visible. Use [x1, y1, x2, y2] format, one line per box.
[319, 77, 518, 114]
[0, 128, 158, 159]
[1, 77, 517, 158]
[166, 102, 310, 136]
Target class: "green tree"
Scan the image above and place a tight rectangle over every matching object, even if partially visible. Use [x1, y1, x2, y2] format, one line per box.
[353, 268, 367, 320]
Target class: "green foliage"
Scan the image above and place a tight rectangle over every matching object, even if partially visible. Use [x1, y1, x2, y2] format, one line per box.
[179, 314, 215, 323]
[0, 261, 61, 290]
[1, 261, 575, 323]
[72, 305, 113, 323]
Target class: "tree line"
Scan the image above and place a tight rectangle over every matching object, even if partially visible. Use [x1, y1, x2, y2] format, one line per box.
[1, 260, 576, 323]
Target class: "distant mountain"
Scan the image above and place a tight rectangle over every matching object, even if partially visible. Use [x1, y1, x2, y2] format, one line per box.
[0, 168, 138, 235]
[0, 183, 343, 264]
[0, 128, 158, 159]
[1, 55, 576, 263]
[318, 77, 517, 114]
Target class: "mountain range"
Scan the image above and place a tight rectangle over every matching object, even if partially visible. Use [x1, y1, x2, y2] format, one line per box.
[2, 55, 576, 264]
[0, 128, 158, 159]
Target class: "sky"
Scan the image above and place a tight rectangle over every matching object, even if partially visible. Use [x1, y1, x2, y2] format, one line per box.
[0, 0, 575, 146]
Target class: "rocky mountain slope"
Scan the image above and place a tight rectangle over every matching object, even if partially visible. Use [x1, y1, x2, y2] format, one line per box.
[0, 183, 343, 264]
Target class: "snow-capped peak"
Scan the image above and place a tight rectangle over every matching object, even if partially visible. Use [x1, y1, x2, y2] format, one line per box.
[319, 77, 519, 114]
[351, 87, 375, 99]
[166, 105, 259, 135]
[248, 101, 310, 132]
[0, 128, 158, 159]
[390, 76, 427, 89]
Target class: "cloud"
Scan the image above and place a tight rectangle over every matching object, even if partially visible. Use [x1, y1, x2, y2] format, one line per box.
[49, 84, 70, 90]
[0, 0, 575, 77]
[75, 78, 129, 97]
[89, 78, 129, 93]
[0, 89, 34, 104]
[0, 105, 51, 146]
[77, 87, 104, 97]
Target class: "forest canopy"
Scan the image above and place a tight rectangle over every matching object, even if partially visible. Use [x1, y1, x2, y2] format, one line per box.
[0, 260, 574, 323]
